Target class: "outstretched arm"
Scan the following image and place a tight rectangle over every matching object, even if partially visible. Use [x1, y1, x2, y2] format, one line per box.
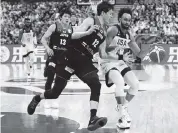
[41, 24, 56, 56]
[71, 17, 97, 39]
[18, 29, 25, 46]
[99, 26, 119, 60]
[128, 33, 150, 59]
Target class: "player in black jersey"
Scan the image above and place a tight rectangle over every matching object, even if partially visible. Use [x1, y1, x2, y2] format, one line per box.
[27, 2, 113, 131]
[41, 9, 96, 91]
[42, 9, 73, 92]
[27, 6, 99, 123]
[99, 8, 155, 129]
[66, 1, 113, 131]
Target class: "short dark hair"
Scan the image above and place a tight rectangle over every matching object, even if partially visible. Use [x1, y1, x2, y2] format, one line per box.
[60, 8, 72, 18]
[24, 18, 30, 21]
[118, 8, 132, 19]
[97, 1, 114, 16]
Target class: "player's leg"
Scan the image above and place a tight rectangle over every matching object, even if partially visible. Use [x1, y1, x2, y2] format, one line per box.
[27, 63, 73, 115]
[44, 55, 50, 77]
[107, 68, 130, 129]
[29, 52, 34, 70]
[81, 70, 107, 131]
[27, 76, 67, 115]
[44, 56, 56, 91]
[24, 56, 30, 76]
[117, 64, 139, 126]
[28, 52, 35, 77]
[74, 57, 107, 131]
[123, 70, 139, 103]
[22, 45, 31, 78]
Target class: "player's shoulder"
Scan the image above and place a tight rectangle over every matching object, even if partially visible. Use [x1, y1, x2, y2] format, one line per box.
[47, 22, 57, 32]
[107, 24, 119, 35]
[83, 17, 95, 25]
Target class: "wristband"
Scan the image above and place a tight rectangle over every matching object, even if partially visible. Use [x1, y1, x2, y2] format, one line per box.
[118, 55, 123, 60]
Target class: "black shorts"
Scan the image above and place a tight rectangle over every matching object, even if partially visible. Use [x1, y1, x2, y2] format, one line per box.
[46, 50, 67, 67]
[67, 48, 98, 79]
[44, 50, 73, 80]
[53, 48, 98, 81]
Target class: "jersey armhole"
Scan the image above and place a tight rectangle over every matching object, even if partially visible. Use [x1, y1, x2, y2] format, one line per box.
[113, 24, 120, 35]
[55, 21, 62, 33]
[55, 22, 58, 32]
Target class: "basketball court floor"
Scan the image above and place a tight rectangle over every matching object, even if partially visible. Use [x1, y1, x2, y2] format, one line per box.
[1, 63, 178, 133]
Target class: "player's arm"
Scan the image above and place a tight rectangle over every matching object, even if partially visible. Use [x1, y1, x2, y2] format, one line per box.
[128, 34, 149, 59]
[100, 27, 134, 63]
[99, 26, 118, 59]
[41, 24, 56, 56]
[33, 32, 38, 47]
[105, 26, 118, 53]
[18, 29, 25, 47]
[74, 17, 94, 32]
[71, 17, 97, 39]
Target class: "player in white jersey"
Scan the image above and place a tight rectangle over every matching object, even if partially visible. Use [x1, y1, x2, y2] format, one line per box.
[99, 8, 153, 129]
[18, 18, 37, 81]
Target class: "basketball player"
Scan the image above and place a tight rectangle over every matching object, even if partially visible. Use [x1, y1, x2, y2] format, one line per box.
[65, 2, 113, 130]
[70, 14, 79, 31]
[99, 8, 153, 129]
[42, 9, 96, 91]
[18, 18, 37, 81]
[27, 2, 113, 131]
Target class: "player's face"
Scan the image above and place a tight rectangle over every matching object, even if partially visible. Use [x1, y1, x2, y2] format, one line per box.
[103, 9, 113, 24]
[120, 13, 132, 30]
[61, 13, 71, 25]
[25, 20, 31, 27]
[71, 15, 76, 23]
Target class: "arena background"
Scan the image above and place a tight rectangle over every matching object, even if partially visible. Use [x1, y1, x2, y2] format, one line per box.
[1, 0, 178, 133]
[1, 0, 178, 64]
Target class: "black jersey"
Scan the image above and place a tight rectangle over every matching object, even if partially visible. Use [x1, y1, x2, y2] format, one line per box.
[49, 21, 73, 51]
[70, 17, 106, 59]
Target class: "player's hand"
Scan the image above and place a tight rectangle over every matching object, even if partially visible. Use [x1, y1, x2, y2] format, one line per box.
[123, 52, 135, 64]
[47, 48, 54, 56]
[87, 25, 99, 35]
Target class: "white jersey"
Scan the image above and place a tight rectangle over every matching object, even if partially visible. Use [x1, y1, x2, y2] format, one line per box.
[108, 24, 131, 58]
[99, 24, 132, 75]
[21, 30, 36, 45]
[21, 29, 37, 56]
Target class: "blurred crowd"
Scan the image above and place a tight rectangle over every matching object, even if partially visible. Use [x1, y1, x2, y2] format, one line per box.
[1, 0, 178, 45]
[1, 0, 89, 45]
[132, 0, 178, 44]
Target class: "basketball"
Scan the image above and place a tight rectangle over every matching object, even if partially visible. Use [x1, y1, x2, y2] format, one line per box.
[149, 46, 166, 63]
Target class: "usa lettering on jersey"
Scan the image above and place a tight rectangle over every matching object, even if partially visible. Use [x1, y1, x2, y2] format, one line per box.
[21, 30, 35, 45]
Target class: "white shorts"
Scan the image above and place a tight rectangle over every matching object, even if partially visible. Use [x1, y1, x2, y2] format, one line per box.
[21, 44, 35, 58]
[100, 60, 130, 74]
[99, 59, 131, 87]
